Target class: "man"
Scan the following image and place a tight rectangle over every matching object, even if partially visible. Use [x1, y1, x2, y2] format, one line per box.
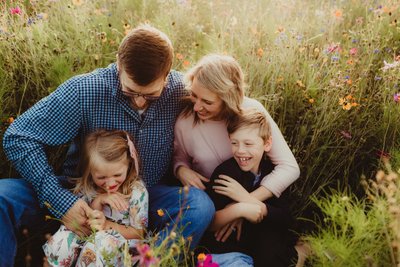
[1, 24, 214, 266]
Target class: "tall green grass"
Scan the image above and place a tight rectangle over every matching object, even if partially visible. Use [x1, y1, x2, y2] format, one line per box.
[306, 152, 400, 266]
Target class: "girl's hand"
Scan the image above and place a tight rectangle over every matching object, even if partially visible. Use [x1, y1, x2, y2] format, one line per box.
[215, 218, 243, 242]
[213, 175, 250, 202]
[176, 166, 209, 190]
[94, 192, 129, 211]
[88, 209, 106, 231]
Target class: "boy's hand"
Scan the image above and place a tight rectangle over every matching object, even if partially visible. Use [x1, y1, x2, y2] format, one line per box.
[92, 192, 129, 211]
[213, 174, 250, 202]
[87, 209, 107, 231]
[215, 218, 243, 242]
[177, 166, 209, 190]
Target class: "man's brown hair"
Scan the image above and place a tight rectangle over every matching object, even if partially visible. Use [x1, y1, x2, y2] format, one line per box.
[118, 24, 173, 86]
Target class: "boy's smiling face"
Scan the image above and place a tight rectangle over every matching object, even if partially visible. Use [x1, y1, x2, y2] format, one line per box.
[230, 126, 272, 175]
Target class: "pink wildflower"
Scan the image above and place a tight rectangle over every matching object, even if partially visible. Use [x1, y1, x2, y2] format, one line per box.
[394, 93, 399, 103]
[340, 130, 352, 140]
[197, 253, 219, 267]
[349, 47, 358, 56]
[376, 150, 390, 160]
[136, 244, 159, 267]
[327, 44, 341, 54]
[10, 6, 22, 15]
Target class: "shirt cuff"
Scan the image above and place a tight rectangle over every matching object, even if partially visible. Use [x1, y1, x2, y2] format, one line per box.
[41, 181, 79, 219]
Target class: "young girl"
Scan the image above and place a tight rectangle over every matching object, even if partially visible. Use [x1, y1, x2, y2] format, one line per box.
[43, 129, 148, 267]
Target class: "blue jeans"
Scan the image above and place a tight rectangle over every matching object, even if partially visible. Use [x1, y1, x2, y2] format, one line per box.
[148, 185, 215, 249]
[211, 252, 254, 267]
[0, 178, 46, 267]
[0, 179, 215, 266]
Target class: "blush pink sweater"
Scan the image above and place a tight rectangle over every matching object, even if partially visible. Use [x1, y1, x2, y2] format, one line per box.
[173, 97, 300, 197]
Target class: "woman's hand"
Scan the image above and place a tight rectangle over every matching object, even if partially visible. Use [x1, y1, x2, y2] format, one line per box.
[91, 192, 129, 212]
[240, 202, 264, 224]
[176, 166, 209, 190]
[87, 209, 107, 231]
[215, 218, 243, 242]
[213, 174, 251, 202]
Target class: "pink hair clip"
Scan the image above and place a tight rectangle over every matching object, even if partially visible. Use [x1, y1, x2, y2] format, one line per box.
[126, 135, 139, 175]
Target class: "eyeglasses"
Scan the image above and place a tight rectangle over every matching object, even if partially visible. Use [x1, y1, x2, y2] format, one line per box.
[122, 90, 162, 101]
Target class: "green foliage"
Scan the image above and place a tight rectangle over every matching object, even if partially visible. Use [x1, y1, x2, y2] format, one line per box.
[306, 156, 400, 266]
[306, 192, 391, 266]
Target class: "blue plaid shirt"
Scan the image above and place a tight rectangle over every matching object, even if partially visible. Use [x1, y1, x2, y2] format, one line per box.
[3, 63, 186, 218]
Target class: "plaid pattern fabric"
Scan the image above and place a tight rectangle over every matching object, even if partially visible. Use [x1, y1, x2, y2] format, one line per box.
[3, 63, 186, 218]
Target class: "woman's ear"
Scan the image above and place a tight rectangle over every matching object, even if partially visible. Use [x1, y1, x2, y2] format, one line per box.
[264, 137, 272, 153]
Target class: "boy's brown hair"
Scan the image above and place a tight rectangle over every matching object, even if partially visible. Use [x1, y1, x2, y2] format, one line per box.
[118, 24, 173, 86]
[227, 108, 271, 142]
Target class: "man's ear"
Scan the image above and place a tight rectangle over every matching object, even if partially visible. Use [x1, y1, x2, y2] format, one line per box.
[116, 54, 120, 71]
[264, 137, 272, 153]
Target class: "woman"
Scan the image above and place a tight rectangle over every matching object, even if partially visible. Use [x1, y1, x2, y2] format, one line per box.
[173, 54, 302, 266]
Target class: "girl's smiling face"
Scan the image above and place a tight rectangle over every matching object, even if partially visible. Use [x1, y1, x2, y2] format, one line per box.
[91, 157, 129, 193]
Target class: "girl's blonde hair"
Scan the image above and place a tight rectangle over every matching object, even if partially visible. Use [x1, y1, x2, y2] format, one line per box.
[73, 129, 141, 196]
[181, 54, 245, 124]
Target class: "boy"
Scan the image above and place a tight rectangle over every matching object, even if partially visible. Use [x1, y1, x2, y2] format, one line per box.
[201, 108, 298, 267]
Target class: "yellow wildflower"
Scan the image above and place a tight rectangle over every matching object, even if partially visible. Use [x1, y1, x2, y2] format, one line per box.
[157, 209, 165, 217]
[256, 48, 264, 58]
[197, 253, 207, 262]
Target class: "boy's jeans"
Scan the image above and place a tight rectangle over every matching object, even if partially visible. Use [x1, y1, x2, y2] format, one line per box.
[0, 179, 215, 267]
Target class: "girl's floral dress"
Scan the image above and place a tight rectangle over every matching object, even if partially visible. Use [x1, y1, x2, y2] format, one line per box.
[43, 181, 148, 267]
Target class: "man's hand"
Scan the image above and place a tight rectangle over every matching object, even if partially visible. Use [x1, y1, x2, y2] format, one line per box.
[177, 166, 209, 190]
[213, 174, 250, 202]
[62, 199, 93, 237]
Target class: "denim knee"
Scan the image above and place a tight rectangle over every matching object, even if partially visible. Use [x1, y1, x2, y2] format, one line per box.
[186, 187, 215, 228]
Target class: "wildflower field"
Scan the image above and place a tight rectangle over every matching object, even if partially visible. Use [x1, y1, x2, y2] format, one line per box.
[0, 0, 399, 266]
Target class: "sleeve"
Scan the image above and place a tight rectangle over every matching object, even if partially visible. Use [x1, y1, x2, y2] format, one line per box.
[172, 116, 192, 176]
[2, 78, 82, 218]
[246, 99, 300, 197]
[206, 164, 233, 211]
[261, 193, 294, 228]
[128, 181, 149, 229]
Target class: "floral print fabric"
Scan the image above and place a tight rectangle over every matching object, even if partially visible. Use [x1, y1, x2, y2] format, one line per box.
[43, 181, 148, 266]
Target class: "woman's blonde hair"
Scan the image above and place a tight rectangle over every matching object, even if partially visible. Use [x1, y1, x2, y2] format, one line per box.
[182, 54, 245, 124]
[73, 129, 141, 196]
